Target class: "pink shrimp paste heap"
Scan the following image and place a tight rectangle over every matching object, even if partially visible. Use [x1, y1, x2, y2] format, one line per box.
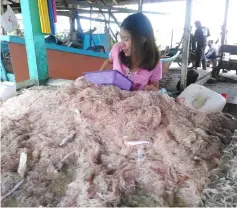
[1, 77, 236, 207]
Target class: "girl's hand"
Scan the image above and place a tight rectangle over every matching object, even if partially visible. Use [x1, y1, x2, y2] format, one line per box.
[144, 84, 157, 91]
[144, 80, 159, 91]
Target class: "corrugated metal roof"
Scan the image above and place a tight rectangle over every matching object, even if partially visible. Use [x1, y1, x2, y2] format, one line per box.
[2, 0, 184, 14]
[2, 0, 183, 6]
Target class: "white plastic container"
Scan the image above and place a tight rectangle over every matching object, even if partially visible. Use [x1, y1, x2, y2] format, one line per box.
[0, 81, 17, 102]
[177, 84, 227, 113]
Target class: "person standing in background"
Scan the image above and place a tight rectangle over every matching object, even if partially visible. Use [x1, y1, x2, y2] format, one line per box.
[194, 21, 210, 70]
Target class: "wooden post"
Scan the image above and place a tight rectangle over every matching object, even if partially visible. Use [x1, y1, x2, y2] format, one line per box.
[75, 10, 83, 34]
[69, 10, 75, 35]
[170, 29, 174, 48]
[221, 0, 229, 45]
[180, 0, 192, 91]
[20, 0, 48, 85]
[138, 0, 143, 12]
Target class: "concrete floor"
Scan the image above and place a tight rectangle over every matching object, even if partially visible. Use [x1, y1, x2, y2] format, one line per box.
[219, 70, 237, 81]
[160, 63, 211, 91]
[205, 74, 237, 118]
[205, 82, 237, 104]
[159, 64, 237, 118]
[160, 63, 237, 103]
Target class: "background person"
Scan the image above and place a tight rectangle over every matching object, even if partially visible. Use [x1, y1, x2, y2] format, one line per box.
[194, 21, 209, 70]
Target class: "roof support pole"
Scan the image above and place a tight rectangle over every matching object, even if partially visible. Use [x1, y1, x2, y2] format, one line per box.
[221, 0, 229, 45]
[69, 10, 75, 36]
[20, 0, 48, 85]
[138, 0, 144, 12]
[57, 7, 167, 15]
[180, 0, 192, 91]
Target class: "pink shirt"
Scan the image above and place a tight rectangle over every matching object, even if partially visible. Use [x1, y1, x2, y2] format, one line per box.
[109, 42, 162, 90]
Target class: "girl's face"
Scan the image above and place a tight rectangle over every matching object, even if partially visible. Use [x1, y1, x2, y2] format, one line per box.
[120, 28, 132, 57]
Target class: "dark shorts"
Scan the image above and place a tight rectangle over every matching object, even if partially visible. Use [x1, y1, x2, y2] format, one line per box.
[206, 54, 217, 60]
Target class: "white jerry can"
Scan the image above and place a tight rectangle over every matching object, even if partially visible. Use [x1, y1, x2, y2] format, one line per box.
[0, 81, 17, 102]
[177, 84, 227, 113]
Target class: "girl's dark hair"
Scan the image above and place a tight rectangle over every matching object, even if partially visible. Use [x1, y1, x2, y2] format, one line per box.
[119, 12, 160, 71]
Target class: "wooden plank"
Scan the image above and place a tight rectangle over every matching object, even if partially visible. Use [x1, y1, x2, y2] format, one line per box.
[79, 15, 119, 24]
[57, 7, 167, 15]
[16, 80, 35, 90]
[65, 0, 168, 14]
[65, 0, 183, 7]
[57, 11, 119, 25]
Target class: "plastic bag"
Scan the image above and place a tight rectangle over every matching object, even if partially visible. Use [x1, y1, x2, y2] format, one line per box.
[0, 81, 17, 102]
[1, 5, 18, 33]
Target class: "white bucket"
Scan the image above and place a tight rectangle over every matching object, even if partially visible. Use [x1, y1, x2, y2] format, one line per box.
[177, 84, 227, 113]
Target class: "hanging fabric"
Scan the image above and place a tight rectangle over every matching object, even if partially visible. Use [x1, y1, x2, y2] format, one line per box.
[1, 5, 18, 33]
[47, 0, 56, 35]
[38, 0, 51, 34]
[52, 0, 57, 23]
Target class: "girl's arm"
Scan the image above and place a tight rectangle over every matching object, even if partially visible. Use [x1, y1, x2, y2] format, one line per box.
[100, 59, 113, 71]
[100, 42, 119, 71]
[162, 62, 171, 76]
[144, 61, 162, 91]
[100, 42, 122, 71]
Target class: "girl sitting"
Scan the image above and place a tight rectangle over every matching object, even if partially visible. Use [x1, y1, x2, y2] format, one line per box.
[100, 13, 162, 91]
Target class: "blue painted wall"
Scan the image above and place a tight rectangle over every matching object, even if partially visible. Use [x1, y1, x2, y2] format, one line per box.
[0, 35, 109, 59]
[0, 35, 180, 64]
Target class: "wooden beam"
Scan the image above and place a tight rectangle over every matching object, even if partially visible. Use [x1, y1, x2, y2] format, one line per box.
[78, 15, 119, 24]
[97, 0, 120, 26]
[96, 7, 117, 40]
[2, 3, 20, 9]
[58, 10, 118, 41]
[101, 6, 167, 15]
[138, 0, 144, 12]
[112, 0, 118, 4]
[57, 7, 167, 15]
[221, 0, 229, 45]
[57, 10, 71, 16]
[60, 1, 168, 15]
[8, 0, 16, 4]
[65, 0, 184, 7]
[57, 11, 119, 25]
